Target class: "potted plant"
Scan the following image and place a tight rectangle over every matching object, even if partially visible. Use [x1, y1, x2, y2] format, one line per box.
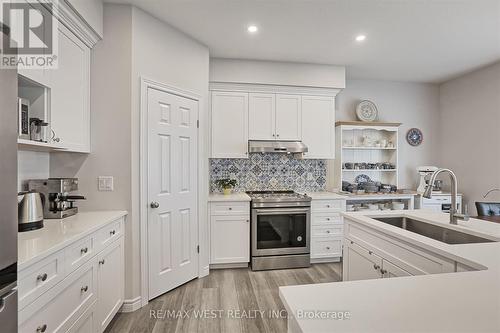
[215, 178, 237, 195]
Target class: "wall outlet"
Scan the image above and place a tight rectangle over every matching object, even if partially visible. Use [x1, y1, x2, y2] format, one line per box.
[98, 176, 114, 191]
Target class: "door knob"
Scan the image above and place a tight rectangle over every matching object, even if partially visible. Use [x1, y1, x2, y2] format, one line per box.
[150, 202, 160, 209]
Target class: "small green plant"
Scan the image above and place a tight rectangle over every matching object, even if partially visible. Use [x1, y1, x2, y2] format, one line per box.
[215, 178, 237, 190]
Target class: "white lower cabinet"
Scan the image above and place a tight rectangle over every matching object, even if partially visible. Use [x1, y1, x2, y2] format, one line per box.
[97, 237, 125, 332]
[343, 241, 383, 281]
[67, 301, 97, 333]
[209, 201, 250, 266]
[343, 240, 411, 281]
[343, 218, 457, 281]
[310, 198, 346, 263]
[18, 217, 125, 333]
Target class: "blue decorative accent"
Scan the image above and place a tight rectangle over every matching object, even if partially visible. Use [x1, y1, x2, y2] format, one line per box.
[406, 128, 423, 146]
[210, 153, 327, 192]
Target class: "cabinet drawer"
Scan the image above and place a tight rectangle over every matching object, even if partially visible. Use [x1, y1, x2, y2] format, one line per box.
[19, 251, 65, 310]
[19, 258, 97, 333]
[211, 202, 249, 216]
[312, 225, 343, 237]
[312, 200, 345, 212]
[312, 213, 342, 225]
[311, 236, 342, 258]
[95, 218, 122, 252]
[65, 235, 95, 273]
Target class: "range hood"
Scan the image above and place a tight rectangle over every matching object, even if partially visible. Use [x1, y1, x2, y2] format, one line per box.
[248, 140, 308, 154]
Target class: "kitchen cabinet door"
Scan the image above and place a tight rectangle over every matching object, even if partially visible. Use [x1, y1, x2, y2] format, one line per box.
[249, 93, 275, 140]
[211, 91, 249, 158]
[210, 215, 250, 264]
[49, 24, 91, 153]
[382, 260, 412, 278]
[301, 95, 335, 159]
[275, 94, 301, 140]
[97, 238, 124, 333]
[343, 241, 382, 281]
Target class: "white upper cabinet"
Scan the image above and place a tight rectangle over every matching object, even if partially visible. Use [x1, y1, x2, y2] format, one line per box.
[248, 93, 302, 141]
[249, 93, 275, 140]
[211, 91, 249, 158]
[49, 24, 91, 152]
[302, 95, 335, 159]
[275, 94, 302, 140]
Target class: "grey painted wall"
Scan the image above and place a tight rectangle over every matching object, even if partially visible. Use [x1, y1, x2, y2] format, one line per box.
[438, 61, 500, 212]
[336, 79, 441, 189]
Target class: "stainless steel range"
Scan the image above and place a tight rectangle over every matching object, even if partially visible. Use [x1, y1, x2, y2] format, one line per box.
[247, 191, 311, 271]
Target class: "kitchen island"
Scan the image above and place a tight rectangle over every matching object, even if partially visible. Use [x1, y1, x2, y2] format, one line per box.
[279, 210, 500, 333]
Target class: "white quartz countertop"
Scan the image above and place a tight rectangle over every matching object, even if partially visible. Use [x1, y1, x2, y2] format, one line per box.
[302, 191, 348, 200]
[208, 192, 251, 202]
[18, 210, 128, 270]
[279, 210, 500, 332]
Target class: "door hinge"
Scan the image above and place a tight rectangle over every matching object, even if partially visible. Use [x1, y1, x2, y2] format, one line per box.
[196, 245, 200, 253]
[196, 120, 199, 128]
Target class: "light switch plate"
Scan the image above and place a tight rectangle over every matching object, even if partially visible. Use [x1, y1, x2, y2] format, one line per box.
[98, 176, 114, 191]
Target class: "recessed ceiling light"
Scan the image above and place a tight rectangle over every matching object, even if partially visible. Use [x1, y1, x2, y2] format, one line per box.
[355, 35, 366, 42]
[247, 25, 258, 33]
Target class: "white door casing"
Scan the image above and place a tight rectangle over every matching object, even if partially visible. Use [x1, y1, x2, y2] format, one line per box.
[147, 88, 199, 300]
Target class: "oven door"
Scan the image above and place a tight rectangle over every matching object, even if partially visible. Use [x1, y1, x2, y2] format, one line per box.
[251, 207, 310, 257]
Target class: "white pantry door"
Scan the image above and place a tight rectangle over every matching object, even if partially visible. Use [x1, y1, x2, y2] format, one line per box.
[148, 88, 199, 300]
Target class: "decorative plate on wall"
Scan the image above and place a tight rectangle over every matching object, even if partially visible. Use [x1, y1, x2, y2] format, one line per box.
[356, 100, 378, 122]
[406, 128, 423, 146]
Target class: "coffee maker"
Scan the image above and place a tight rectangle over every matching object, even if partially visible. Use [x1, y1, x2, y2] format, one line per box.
[416, 166, 439, 194]
[28, 178, 86, 219]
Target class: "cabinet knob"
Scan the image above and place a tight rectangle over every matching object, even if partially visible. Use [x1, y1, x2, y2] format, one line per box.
[380, 269, 387, 275]
[36, 324, 47, 333]
[326, 230, 331, 233]
[81, 247, 88, 254]
[326, 246, 331, 250]
[373, 264, 380, 270]
[228, 207, 232, 210]
[99, 259, 105, 265]
[326, 205, 331, 208]
[246, 219, 249, 223]
[326, 218, 331, 221]
[368, 250, 372, 255]
[36, 273, 48, 282]
[81, 285, 89, 293]
[276, 134, 280, 137]
[110, 230, 116, 236]
[150, 202, 160, 209]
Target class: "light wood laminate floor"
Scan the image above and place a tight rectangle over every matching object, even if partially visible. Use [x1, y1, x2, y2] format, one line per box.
[105, 263, 342, 333]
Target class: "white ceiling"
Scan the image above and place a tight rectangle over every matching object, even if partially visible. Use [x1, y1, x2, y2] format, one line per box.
[107, 0, 500, 83]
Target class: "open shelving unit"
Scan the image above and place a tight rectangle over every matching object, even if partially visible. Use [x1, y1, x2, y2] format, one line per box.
[331, 121, 402, 190]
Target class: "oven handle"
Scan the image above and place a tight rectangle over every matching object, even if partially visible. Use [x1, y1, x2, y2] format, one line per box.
[254, 208, 310, 215]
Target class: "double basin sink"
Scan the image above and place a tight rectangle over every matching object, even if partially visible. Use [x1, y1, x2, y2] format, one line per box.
[372, 216, 497, 245]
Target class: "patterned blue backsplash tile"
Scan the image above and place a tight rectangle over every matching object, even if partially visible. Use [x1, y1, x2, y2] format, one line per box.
[210, 153, 327, 193]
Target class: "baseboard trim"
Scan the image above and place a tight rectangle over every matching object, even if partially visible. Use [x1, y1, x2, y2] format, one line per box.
[311, 257, 341, 264]
[120, 297, 142, 313]
[210, 262, 249, 269]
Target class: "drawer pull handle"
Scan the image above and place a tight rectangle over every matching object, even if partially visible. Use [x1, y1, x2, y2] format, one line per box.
[326, 230, 331, 233]
[36, 273, 48, 282]
[373, 264, 381, 270]
[81, 247, 88, 254]
[81, 285, 89, 293]
[326, 205, 331, 208]
[326, 246, 331, 250]
[36, 324, 47, 333]
[110, 230, 116, 236]
[228, 207, 232, 210]
[326, 218, 331, 221]
[99, 259, 105, 265]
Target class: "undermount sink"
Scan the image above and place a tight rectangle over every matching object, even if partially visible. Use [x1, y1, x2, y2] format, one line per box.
[372, 216, 497, 245]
